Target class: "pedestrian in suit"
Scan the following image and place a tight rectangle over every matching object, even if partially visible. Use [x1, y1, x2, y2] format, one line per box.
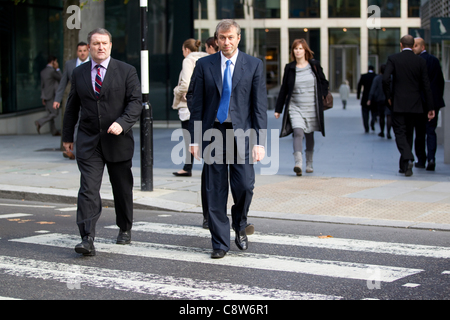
[412, 37, 446, 171]
[382, 35, 435, 177]
[35, 55, 62, 136]
[63, 28, 142, 256]
[189, 20, 268, 259]
[274, 38, 328, 176]
[357, 66, 377, 132]
[53, 42, 90, 160]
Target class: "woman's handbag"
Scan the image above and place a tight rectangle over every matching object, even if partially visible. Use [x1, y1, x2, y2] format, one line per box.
[323, 91, 333, 110]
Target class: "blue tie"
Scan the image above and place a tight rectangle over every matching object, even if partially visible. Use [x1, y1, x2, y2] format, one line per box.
[217, 60, 232, 123]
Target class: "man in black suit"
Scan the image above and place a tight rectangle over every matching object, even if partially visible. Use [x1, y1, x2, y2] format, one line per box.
[412, 37, 446, 171]
[63, 28, 142, 256]
[383, 35, 435, 177]
[357, 66, 377, 133]
[189, 20, 268, 259]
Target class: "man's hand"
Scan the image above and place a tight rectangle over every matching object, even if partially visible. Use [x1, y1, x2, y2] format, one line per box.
[274, 112, 280, 119]
[190, 145, 200, 161]
[53, 101, 60, 109]
[252, 145, 265, 162]
[107, 122, 123, 135]
[63, 142, 73, 153]
[428, 110, 435, 121]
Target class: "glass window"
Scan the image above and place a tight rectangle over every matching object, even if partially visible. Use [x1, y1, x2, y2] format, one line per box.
[194, 0, 208, 19]
[254, 28, 280, 90]
[289, 0, 320, 18]
[216, 0, 245, 19]
[368, 28, 400, 70]
[13, 1, 63, 113]
[368, 0, 400, 17]
[408, 0, 420, 17]
[254, 0, 280, 19]
[328, 0, 360, 18]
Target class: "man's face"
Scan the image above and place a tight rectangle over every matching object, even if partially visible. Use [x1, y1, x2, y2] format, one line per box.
[413, 40, 424, 55]
[77, 45, 89, 61]
[216, 26, 241, 59]
[88, 33, 112, 63]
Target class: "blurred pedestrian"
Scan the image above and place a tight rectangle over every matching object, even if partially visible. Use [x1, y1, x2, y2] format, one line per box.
[367, 64, 392, 139]
[339, 80, 350, 109]
[274, 39, 328, 176]
[357, 66, 377, 133]
[35, 55, 62, 136]
[172, 38, 208, 177]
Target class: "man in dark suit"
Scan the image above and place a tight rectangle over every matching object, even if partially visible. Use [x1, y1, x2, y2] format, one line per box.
[63, 28, 142, 256]
[383, 35, 435, 177]
[357, 66, 377, 133]
[189, 20, 268, 259]
[35, 55, 62, 135]
[412, 37, 446, 171]
[54, 42, 90, 160]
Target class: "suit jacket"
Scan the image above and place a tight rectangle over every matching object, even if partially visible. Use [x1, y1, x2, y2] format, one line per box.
[188, 51, 268, 158]
[419, 51, 445, 110]
[274, 60, 328, 137]
[357, 71, 376, 106]
[63, 58, 142, 162]
[54, 58, 77, 104]
[40, 65, 62, 100]
[382, 49, 434, 113]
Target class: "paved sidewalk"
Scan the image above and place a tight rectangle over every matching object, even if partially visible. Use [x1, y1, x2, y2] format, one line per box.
[1, 93, 450, 230]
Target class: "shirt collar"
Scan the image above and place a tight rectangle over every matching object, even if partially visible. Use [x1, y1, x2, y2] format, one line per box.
[91, 56, 111, 70]
[220, 49, 239, 66]
[77, 57, 89, 67]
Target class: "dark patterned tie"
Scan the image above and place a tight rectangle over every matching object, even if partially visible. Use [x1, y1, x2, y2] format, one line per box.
[95, 65, 102, 99]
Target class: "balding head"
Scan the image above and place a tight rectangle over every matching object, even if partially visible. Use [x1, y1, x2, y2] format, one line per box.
[400, 35, 414, 49]
[413, 37, 426, 55]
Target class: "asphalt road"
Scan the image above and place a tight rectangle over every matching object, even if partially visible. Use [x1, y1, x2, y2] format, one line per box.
[0, 198, 449, 303]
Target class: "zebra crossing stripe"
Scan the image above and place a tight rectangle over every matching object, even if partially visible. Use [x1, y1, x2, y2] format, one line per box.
[10, 233, 423, 283]
[0, 255, 341, 300]
[109, 222, 450, 259]
[0, 213, 33, 219]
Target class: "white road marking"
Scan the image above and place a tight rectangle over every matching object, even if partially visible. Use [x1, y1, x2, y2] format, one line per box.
[119, 222, 450, 259]
[0, 203, 54, 208]
[0, 255, 341, 300]
[0, 213, 33, 219]
[10, 233, 423, 283]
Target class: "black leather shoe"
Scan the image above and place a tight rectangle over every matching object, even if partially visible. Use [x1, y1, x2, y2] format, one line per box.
[172, 171, 192, 177]
[235, 230, 248, 250]
[415, 162, 425, 168]
[211, 249, 226, 259]
[405, 161, 414, 177]
[426, 160, 436, 171]
[75, 236, 95, 256]
[116, 230, 131, 245]
[202, 218, 209, 229]
[232, 223, 255, 235]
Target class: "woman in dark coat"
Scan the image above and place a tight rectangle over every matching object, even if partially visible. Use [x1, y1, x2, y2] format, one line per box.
[274, 39, 329, 176]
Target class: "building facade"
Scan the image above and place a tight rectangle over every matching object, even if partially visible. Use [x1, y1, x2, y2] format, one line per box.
[1, 0, 448, 134]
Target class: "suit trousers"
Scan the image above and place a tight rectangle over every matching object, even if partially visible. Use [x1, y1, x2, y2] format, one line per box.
[76, 140, 133, 239]
[37, 99, 59, 135]
[414, 109, 440, 164]
[392, 112, 422, 171]
[202, 122, 255, 251]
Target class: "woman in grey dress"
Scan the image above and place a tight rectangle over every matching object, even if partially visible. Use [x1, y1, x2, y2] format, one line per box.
[275, 39, 329, 176]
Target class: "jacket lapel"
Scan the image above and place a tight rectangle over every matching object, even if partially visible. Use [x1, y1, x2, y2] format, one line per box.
[209, 53, 222, 95]
[232, 52, 246, 91]
[81, 62, 96, 99]
[100, 58, 117, 96]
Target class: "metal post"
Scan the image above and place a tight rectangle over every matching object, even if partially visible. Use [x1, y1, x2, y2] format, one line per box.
[140, 0, 153, 191]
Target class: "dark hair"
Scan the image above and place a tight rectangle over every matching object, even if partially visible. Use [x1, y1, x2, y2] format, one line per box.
[205, 37, 218, 52]
[183, 38, 201, 52]
[290, 39, 314, 61]
[87, 28, 112, 44]
[368, 65, 374, 71]
[77, 42, 88, 48]
[400, 35, 414, 48]
[379, 64, 386, 74]
[47, 55, 57, 63]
